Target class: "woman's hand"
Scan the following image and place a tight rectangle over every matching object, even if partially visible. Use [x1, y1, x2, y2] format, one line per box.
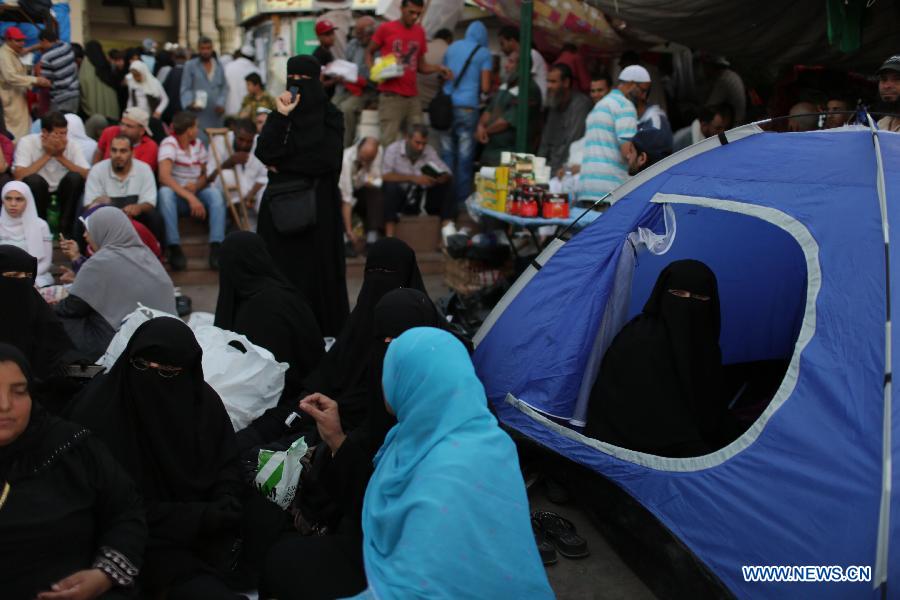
[299, 393, 346, 455]
[276, 91, 300, 116]
[36, 568, 113, 600]
[59, 237, 81, 262]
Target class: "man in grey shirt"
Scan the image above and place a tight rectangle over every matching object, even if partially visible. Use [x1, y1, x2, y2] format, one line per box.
[538, 63, 593, 172]
[336, 16, 377, 148]
[84, 133, 163, 244]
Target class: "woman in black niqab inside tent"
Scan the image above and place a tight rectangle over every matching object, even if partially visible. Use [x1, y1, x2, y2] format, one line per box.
[254, 54, 349, 337]
[584, 259, 730, 457]
[215, 231, 325, 401]
[235, 238, 425, 451]
[0, 246, 73, 388]
[69, 317, 246, 598]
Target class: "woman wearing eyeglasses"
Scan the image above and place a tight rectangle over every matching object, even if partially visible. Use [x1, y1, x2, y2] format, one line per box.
[583, 259, 736, 457]
[69, 317, 248, 599]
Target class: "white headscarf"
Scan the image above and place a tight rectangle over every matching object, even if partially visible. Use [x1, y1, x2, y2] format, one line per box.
[0, 181, 46, 262]
[127, 60, 165, 100]
[65, 114, 98, 164]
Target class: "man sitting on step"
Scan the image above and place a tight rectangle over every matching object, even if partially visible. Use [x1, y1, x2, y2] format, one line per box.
[84, 133, 164, 246]
[157, 111, 226, 271]
[382, 124, 456, 239]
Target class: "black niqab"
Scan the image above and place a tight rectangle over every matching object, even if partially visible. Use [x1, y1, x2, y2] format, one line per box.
[303, 239, 425, 429]
[584, 260, 725, 457]
[0, 246, 73, 383]
[84, 40, 119, 89]
[69, 317, 237, 501]
[215, 231, 325, 399]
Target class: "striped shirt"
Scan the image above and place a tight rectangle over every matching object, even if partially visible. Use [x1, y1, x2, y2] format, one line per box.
[578, 89, 637, 201]
[158, 136, 208, 186]
[39, 41, 79, 104]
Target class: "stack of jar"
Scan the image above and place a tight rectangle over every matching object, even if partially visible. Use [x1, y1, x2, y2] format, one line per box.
[507, 184, 570, 219]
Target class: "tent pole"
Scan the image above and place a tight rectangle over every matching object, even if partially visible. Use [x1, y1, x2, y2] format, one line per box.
[515, 0, 533, 152]
[866, 112, 893, 595]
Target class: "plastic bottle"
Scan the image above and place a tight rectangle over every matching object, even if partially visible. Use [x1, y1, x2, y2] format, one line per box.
[561, 167, 575, 204]
[46, 193, 60, 235]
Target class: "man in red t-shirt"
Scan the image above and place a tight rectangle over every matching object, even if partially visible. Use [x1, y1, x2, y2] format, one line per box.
[92, 107, 159, 172]
[366, 0, 451, 146]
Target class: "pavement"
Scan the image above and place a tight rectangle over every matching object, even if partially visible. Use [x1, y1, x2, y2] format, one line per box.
[180, 273, 657, 600]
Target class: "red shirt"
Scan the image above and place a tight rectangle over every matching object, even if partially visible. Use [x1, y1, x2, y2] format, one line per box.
[371, 20, 426, 97]
[96, 126, 160, 173]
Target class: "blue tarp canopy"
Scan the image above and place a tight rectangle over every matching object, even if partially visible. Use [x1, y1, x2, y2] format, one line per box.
[473, 124, 899, 598]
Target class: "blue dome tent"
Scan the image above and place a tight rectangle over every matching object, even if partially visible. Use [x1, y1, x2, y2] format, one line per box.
[473, 122, 899, 598]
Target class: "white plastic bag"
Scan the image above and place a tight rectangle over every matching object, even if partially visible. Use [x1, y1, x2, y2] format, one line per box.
[255, 436, 308, 508]
[98, 304, 178, 370]
[193, 325, 289, 431]
[187, 311, 215, 331]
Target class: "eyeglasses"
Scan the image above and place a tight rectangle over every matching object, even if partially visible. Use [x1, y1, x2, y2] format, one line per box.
[130, 357, 184, 378]
[668, 288, 711, 302]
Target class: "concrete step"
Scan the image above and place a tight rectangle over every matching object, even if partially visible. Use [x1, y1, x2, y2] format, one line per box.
[395, 215, 442, 255]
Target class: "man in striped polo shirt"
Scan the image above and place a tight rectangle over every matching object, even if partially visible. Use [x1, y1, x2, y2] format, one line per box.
[578, 65, 649, 203]
[37, 29, 80, 114]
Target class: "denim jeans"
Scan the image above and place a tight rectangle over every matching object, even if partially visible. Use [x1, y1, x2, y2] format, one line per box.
[439, 106, 480, 205]
[158, 186, 226, 245]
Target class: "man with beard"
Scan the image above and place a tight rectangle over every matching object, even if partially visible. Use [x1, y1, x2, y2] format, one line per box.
[381, 124, 454, 239]
[93, 107, 159, 172]
[84, 134, 163, 244]
[876, 55, 900, 133]
[476, 50, 542, 166]
[180, 37, 228, 144]
[625, 127, 671, 176]
[206, 118, 267, 230]
[537, 63, 593, 173]
[577, 65, 645, 202]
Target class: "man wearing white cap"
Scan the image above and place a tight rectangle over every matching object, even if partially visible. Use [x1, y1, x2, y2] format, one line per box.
[225, 44, 261, 117]
[578, 65, 648, 202]
[93, 107, 160, 172]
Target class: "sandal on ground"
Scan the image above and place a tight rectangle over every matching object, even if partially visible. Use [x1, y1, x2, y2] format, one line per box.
[532, 510, 590, 559]
[531, 517, 558, 566]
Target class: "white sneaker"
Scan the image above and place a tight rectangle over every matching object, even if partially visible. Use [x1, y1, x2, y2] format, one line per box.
[441, 222, 458, 245]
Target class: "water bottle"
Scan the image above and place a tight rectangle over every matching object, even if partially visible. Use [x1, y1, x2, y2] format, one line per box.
[561, 167, 575, 204]
[47, 193, 60, 235]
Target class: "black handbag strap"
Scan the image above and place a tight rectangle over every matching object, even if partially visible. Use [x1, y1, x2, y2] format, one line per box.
[450, 45, 481, 91]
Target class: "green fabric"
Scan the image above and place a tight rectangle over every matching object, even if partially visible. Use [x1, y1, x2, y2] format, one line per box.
[79, 60, 120, 121]
[826, 0, 863, 53]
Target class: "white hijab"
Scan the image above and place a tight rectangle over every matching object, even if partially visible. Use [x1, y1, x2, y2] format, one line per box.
[127, 60, 165, 99]
[0, 180, 45, 262]
[65, 113, 98, 164]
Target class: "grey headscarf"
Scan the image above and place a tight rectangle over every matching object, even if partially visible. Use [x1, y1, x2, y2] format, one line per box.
[70, 207, 176, 327]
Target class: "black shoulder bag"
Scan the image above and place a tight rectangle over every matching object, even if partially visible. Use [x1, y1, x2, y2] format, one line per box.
[428, 45, 480, 131]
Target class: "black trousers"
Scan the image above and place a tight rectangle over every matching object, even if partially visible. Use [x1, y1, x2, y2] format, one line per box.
[133, 207, 167, 247]
[25, 171, 85, 236]
[383, 179, 456, 223]
[260, 533, 366, 600]
[353, 186, 384, 231]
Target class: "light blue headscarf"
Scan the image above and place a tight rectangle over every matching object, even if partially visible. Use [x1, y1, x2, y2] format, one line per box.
[354, 327, 554, 600]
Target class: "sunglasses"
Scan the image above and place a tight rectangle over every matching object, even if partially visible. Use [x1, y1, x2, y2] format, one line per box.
[131, 357, 184, 378]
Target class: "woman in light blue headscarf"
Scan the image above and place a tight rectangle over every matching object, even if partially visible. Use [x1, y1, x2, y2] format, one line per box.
[353, 327, 554, 599]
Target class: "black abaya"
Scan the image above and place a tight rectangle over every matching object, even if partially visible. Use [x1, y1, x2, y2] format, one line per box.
[68, 318, 245, 593]
[254, 55, 348, 337]
[584, 260, 729, 457]
[0, 246, 74, 383]
[215, 231, 325, 401]
[0, 345, 146, 600]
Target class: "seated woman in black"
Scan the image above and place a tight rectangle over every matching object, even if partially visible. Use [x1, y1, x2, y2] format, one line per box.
[0, 343, 146, 599]
[259, 288, 455, 600]
[69, 317, 246, 599]
[215, 231, 325, 401]
[235, 237, 426, 453]
[0, 245, 75, 411]
[584, 259, 733, 457]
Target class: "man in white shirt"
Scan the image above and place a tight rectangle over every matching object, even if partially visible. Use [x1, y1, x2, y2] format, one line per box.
[84, 133, 163, 245]
[339, 136, 383, 249]
[224, 45, 261, 117]
[13, 111, 89, 236]
[206, 119, 267, 231]
[499, 26, 548, 105]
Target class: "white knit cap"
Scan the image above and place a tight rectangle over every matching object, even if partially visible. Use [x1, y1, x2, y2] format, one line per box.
[619, 65, 651, 83]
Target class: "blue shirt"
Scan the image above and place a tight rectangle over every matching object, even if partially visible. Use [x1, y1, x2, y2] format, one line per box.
[442, 21, 492, 109]
[578, 89, 638, 200]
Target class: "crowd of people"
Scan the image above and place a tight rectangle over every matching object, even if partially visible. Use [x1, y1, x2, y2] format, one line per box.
[1, 0, 899, 597]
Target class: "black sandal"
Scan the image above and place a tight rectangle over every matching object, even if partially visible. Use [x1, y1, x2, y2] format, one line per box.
[531, 517, 558, 566]
[532, 510, 589, 559]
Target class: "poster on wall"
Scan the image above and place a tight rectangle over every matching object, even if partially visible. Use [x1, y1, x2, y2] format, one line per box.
[294, 20, 318, 56]
[269, 20, 292, 93]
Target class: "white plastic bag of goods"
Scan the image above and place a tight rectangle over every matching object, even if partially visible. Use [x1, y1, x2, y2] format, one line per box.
[98, 304, 179, 370]
[187, 311, 215, 331]
[193, 325, 289, 431]
[255, 436, 308, 509]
